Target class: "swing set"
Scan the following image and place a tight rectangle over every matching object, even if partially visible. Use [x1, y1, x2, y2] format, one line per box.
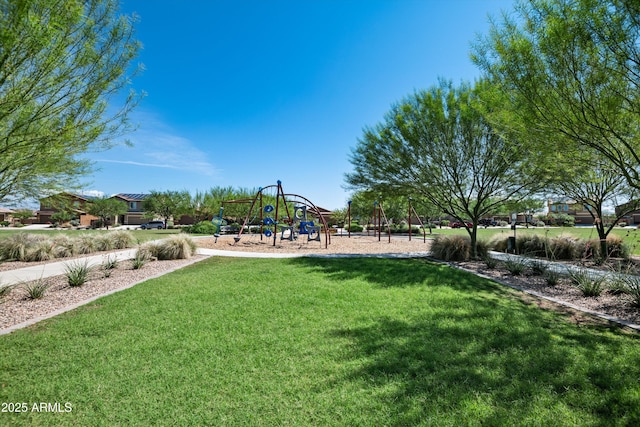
[345, 196, 428, 243]
[222, 180, 330, 249]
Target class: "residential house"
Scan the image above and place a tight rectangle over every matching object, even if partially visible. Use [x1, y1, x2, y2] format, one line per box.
[111, 194, 150, 225]
[547, 198, 595, 225]
[0, 207, 14, 223]
[37, 193, 98, 227]
[615, 200, 640, 225]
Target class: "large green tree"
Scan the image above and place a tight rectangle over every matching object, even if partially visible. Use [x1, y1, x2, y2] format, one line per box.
[143, 190, 190, 228]
[472, 0, 640, 188]
[0, 0, 142, 204]
[346, 80, 542, 257]
[87, 196, 128, 229]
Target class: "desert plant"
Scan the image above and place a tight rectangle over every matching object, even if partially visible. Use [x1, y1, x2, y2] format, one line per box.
[504, 258, 526, 276]
[76, 234, 97, 254]
[154, 235, 197, 260]
[529, 259, 549, 276]
[548, 236, 579, 260]
[23, 279, 50, 299]
[0, 284, 13, 302]
[94, 234, 115, 252]
[51, 235, 78, 258]
[621, 276, 640, 307]
[24, 239, 55, 262]
[107, 230, 136, 249]
[0, 233, 46, 261]
[569, 268, 605, 297]
[517, 234, 548, 257]
[483, 255, 498, 269]
[132, 249, 152, 269]
[429, 235, 470, 261]
[65, 261, 92, 287]
[544, 269, 561, 286]
[100, 256, 118, 277]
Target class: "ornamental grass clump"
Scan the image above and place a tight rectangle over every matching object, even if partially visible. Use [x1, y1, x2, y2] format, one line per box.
[52, 235, 78, 258]
[65, 261, 92, 287]
[517, 234, 548, 257]
[94, 234, 115, 252]
[24, 238, 55, 262]
[504, 258, 527, 276]
[76, 234, 97, 254]
[548, 236, 579, 260]
[430, 235, 470, 261]
[132, 248, 153, 269]
[155, 235, 197, 260]
[621, 276, 640, 307]
[0, 284, 13, 302]
[544, 269, 561, 286]
[569, 268, 605, 297]
[0, 233, 47, 261]
[529, 259, 549, 276]
[23, 279, 50, 300]
[108, 230, 135, 249]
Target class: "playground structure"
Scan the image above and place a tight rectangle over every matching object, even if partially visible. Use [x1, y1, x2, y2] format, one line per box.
[348, 197, 427, 243]
[222, 181, 331, 249]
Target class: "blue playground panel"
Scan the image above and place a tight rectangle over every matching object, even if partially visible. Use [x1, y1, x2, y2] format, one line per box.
[299, 221, 314, 234]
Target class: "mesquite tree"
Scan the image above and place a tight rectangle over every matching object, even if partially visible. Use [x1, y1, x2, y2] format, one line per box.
[0, 0, 143, 204]
[345, 80, 542, 258]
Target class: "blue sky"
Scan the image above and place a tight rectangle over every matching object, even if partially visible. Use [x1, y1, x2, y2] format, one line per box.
[85, 0, 515, 210]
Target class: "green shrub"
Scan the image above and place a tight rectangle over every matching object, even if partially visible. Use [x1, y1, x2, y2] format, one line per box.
[132, 248, 153, 269]
[184, 221, 218, 235]
[65, 261, 92, 287]
[346, 222, 364, 232]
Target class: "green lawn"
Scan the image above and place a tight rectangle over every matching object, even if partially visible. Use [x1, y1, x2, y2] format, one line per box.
[1, 257, 639, 426]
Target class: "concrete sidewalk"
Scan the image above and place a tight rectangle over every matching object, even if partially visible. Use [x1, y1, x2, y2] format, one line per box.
[0, 249, 138, 287]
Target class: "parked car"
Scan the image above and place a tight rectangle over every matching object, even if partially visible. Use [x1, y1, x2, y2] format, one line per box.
[450, 221, 473, 229]
[140, 220, 165, 230]
[479, 218, 497, 227]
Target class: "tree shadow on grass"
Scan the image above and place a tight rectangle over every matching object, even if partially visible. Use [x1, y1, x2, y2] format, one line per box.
[327, 313, 640, 425]
[289, 257, 487, 290]
[290, 257, 640, 424]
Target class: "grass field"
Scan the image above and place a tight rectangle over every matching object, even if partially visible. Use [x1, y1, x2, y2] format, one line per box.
[1, 257, 639, 426]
